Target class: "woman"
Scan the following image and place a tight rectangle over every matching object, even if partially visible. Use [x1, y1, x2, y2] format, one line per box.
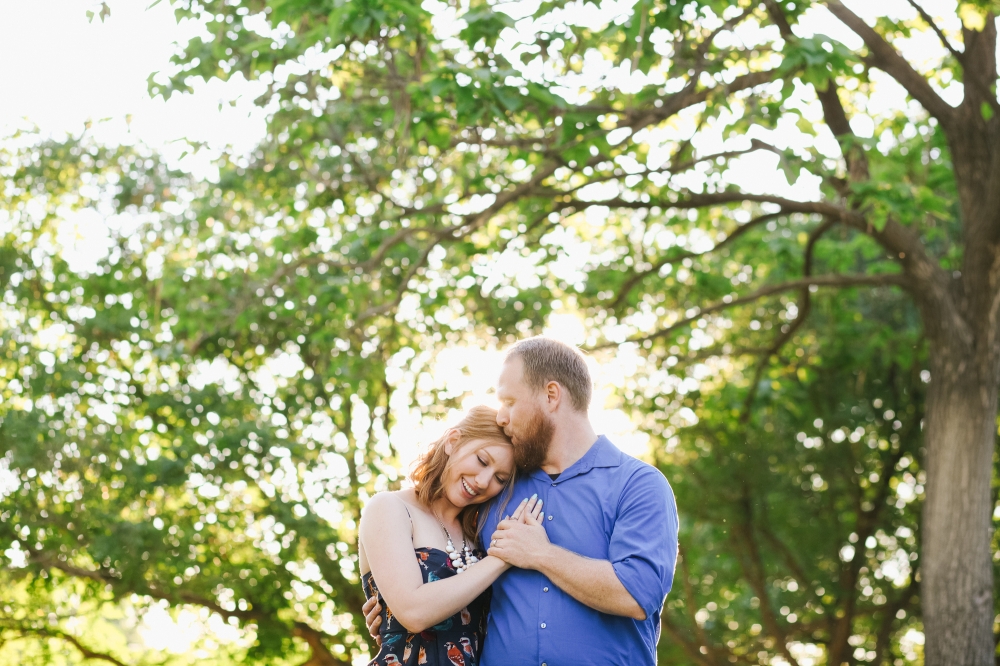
[358, 405, 542, 666]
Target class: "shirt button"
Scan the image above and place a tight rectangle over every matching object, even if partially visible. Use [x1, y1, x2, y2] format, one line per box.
[543, 587, 549, 592]
[540, 623, 546, 629]
[547, 515, 553, 520]
[551, 482, 557, 486]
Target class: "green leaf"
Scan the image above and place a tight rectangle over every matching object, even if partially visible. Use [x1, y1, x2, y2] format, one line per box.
[981, 101, 995, 121]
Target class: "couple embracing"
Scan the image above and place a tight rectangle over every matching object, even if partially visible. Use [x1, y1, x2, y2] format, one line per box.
[358, 337, 679, 666]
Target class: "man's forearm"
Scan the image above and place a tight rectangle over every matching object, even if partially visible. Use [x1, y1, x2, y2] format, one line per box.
[534, 544, 646, 620]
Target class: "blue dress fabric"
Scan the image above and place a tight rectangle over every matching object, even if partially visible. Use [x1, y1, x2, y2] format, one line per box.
[363, 547, 490, 666]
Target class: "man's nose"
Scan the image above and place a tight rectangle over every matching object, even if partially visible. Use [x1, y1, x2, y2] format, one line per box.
[496, 408, 509, 427]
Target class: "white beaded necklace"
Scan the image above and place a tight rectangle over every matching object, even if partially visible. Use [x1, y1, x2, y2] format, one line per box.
[435, 515, 479, 573]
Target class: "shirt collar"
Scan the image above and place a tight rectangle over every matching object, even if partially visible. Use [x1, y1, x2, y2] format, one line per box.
[530, 435, 622, 482]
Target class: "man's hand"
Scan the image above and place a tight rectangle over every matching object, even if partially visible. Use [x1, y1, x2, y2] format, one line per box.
[362, 596, 382, 646]
[488, 503, 551, 569]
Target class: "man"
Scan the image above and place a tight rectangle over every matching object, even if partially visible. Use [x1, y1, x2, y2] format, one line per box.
[365, 337, 678, 666]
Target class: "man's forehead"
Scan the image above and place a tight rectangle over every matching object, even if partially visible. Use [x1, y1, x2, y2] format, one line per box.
[497, 357, 524, 387]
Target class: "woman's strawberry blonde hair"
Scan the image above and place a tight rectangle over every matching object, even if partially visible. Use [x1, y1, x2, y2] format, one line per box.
[410, 405, 516, 544]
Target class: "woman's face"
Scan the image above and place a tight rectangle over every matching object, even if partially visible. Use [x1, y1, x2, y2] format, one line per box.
[441, 439, 514, 508]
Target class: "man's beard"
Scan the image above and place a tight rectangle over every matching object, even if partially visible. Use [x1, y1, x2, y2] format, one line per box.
[509, 407, 555, 472]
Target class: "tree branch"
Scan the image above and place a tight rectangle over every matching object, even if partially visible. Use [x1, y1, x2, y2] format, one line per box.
[659, 613, 715, 666]
[609, 211, 784, 311]
[576, 189, 955, 325]
[29, 550, 342, 654]
[558, 140, 781, 202]
[738, 218, 838, 422]
[905, 0, 964, 63]
[0, 624, 130, 666]
[825, 0, 955, 125]
[625, 70, 778, 132]
[677, 545, 721, 663]
[594, 273, 908, 350]
[572, 191, 850, 218]
[730, 492, 801, 666]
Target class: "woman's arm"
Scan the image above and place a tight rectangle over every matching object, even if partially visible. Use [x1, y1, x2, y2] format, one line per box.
[359, 494, 509, 633]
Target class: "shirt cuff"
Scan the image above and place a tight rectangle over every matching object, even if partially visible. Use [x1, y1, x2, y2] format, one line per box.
[612, 558, 667, 618]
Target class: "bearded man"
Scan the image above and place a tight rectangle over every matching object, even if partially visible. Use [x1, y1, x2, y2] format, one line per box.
[366, 337, 679, 666]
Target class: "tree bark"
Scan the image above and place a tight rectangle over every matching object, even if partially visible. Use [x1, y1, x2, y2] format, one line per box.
[920, 334, 998, 665]
[917, 15, 1000, 655]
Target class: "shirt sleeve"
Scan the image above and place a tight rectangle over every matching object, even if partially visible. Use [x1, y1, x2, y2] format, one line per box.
[608, 465, 679, 618]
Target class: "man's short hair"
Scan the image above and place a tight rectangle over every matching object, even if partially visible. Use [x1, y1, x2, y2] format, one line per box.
[505, 337, 592, 412]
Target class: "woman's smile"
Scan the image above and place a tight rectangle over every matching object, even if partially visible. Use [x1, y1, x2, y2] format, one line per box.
[460, 477, 480, 500]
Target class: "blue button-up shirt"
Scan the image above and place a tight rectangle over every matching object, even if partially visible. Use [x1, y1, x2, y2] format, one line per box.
[479, 436, 678, 666]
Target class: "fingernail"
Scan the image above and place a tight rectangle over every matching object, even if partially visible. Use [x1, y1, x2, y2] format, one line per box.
[531, 493, 537, 499]
[537, 499, 543, 505]
[520, 498, 528, 503]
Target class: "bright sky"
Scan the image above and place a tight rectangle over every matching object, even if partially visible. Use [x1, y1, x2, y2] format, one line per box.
[0, 0, 266, 174]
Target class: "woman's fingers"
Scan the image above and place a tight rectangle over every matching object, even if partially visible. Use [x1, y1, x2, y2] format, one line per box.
[363, 598, 383, 638]
[519, 495, 540, 523]
[362, 596, 378, 616]
[527, 498, 543, 523]
[509, 498, 529, 520]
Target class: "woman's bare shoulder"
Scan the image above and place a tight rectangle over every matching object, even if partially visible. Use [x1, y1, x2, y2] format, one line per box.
[363, 490, 408, 515]
[364, 489, 425, 521]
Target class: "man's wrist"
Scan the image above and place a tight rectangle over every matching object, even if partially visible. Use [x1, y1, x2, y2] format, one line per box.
[530, 541, 560, 573]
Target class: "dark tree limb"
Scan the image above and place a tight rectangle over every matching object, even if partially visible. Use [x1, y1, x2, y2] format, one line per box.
[608, 211, 784, 311]
[28, 550, 346, 664]
[730, 491, 802, 666]
[677, 545, 721, 663]
[659, 613, 715, 666]
[815, 84, 871, 184]
[0, 625, 131, 666]
[826, 0, 956, 126]
[905, 0, 964, 62]
[580, 189, 958, 342]
[872, 576, 919, 665]
[596, 273, 908, 350]
[557, 140, 781, 202]
[573, 191, 850, 218]
[627, 70, 778, 131]
[739, 218, 838, 422]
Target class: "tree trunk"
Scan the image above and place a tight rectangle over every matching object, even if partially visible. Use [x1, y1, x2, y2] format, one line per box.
[919, 20, 1000, 651]
[921, 344, 997, 665]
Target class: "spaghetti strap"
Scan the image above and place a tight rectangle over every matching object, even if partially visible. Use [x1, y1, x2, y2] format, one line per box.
[391, 494, 415, 539]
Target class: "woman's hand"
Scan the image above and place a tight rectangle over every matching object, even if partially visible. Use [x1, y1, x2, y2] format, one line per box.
[507, 494, 543, 524]
[362, 596, 383, 646]
[490, 495, 549, 568]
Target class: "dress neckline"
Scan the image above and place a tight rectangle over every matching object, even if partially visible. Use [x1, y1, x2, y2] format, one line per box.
[361, 546, 451, 579]
[413, 546, 449, 556]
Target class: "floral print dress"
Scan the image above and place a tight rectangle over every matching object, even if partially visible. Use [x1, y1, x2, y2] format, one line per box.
[362, 547, 490, 666]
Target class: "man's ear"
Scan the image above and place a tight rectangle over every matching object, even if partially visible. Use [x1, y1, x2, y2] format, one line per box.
[443, 428, 462, 456]
[545, 381, 562, 412]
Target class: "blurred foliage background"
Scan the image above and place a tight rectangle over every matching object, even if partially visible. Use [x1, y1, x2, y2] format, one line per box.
[2, 0, 997, 664]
